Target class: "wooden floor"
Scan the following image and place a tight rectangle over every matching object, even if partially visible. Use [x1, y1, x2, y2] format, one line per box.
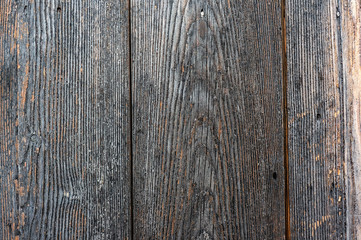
[0, 0, 360, 239]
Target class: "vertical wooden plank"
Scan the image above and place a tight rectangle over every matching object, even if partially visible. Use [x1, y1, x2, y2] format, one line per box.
[132, 0, 285, 239]
[0, 0, 18, 239]
[287, 0, 347, 238]
[341, 0, 361, 238]
[0, 0, 131, 239]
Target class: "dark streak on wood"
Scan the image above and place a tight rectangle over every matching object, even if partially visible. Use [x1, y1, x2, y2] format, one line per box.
[132, 0, 285, 239]
[281, 0, 290, 237]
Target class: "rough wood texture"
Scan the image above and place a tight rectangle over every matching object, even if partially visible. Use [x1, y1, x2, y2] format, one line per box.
[341, 0, 361, 238]
[3, 0, 361, 239]
[132, 0, 285, 238]
[0, 0, 18, 239]
[287, 0, 347, 238]
[0, 1, 131, 239]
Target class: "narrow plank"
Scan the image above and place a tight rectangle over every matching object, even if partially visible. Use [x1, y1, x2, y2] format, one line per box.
[0, 0, 130, 239]
[132, 0, 285, 238]
[0, 0, 18, 239]
[341, 0, 361, 238]
[287, 0, 347, 238]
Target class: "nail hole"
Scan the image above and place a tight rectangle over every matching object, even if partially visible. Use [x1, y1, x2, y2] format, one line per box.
[317, 113, 321, 119]
[201, 9, 204, 17]
[57, 7, 61, 13]
[24, 5, 27, 11]
[273, 172, 277, 180]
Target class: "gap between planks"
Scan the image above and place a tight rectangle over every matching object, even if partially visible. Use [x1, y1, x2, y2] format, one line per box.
[127, 0, 134, 239]
[281, 0, 291, 239]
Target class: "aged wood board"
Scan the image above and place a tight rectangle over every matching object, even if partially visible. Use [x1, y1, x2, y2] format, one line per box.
[0, 0, 360, 239]
[287, 0, 360, 238]
[131, 0, 285, 239]
[0, 0, 131, 239]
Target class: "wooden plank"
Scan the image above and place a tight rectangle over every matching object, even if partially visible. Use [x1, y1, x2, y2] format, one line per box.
[0, 0, 131, 239]
[286, 0, 347, 238]
[0, 0, 18, 239]
[341, 0, 361, 238]
[132, 0, 285, 238]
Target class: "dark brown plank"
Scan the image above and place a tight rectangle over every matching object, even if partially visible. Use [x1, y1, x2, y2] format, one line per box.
[341, 0, 361, 238]
[132, 0, 285, 238]
[0, 1, 130, 239]
[287, 0, 347, 238]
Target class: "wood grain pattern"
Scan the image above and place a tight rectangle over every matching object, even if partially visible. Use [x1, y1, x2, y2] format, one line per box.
[0, 0, 131, 239]
[131, 0, 285, 238]
[287, 0, 347, 238]
[0, 0, 18, 239]
[2, 1, 360, 239]
[341, 0, 361, 238]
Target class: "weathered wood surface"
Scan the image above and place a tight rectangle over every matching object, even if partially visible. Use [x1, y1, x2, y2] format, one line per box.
[0, 0, 18, 238]
[286, 0, 356, 238]
[341, 0, 361, 239]
[0, 0, 131, 239]
[131, 0, 285, 239]
[2, 0, 361, 239]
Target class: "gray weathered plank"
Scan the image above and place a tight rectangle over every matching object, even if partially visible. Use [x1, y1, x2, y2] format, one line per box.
[131, 0, 285, 238]
[0, 0, 131, 239]
[287, 0, 347, 238]
[341, 0, 361, 238]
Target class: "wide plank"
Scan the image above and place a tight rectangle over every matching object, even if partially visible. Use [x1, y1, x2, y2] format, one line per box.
[132, 0, 285, 238]
[0, 0, 131, 239]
